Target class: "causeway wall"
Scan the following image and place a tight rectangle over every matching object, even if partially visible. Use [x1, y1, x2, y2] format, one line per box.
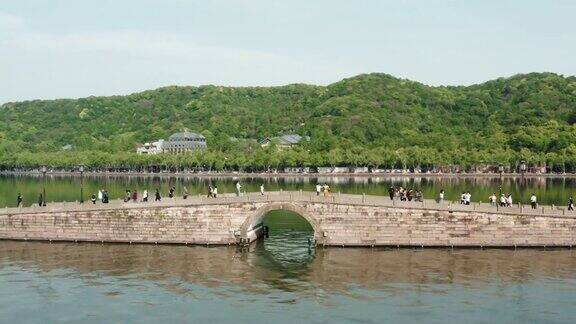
[1, 192, 575, 247]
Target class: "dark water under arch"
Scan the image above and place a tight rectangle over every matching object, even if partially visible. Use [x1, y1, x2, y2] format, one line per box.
[254, 210, 315, 270]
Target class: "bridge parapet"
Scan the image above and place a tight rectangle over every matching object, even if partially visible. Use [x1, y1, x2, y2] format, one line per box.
[1, 191, 574, 219]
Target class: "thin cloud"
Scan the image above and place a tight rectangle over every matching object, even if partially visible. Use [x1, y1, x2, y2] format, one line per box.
[0, 23, 348, 103]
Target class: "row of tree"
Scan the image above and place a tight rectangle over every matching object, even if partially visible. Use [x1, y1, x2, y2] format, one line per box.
[2, 145, 576, 173]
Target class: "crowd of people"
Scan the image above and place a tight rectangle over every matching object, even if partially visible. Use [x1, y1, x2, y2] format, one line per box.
[460, 192, 472, 205]
[387, 186, 424, 202]
[316, 183, 332, 196]
[488, 193, 514, 207]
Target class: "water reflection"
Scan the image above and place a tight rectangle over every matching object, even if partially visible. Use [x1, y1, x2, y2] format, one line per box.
[1, 241, 575, 293]
[2, 174, 576, 207]
[1, 240, 576, 323]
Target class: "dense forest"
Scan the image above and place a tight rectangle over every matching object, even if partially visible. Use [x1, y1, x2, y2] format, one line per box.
[1, 72, 576, 172]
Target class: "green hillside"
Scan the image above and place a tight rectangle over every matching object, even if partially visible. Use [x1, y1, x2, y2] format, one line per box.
[1, 72, 576, 171]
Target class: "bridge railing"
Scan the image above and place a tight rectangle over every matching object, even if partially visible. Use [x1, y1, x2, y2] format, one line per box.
[0, 190, 574, 219]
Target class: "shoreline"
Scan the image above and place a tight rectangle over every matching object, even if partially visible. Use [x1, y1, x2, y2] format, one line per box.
[1, 170, 575, 178]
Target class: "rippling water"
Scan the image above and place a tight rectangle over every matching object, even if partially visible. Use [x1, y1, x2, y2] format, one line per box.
[1, 232, 576, 323]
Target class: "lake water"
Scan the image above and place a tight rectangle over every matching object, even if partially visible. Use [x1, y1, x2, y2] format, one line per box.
[1, 174, 576, 207]
[1, 237, 575, 322]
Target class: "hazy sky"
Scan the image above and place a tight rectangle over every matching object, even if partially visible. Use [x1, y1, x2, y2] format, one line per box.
[1, 0, 574, 103]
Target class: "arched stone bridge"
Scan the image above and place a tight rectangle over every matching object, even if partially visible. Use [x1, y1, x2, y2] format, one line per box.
[1, 191, 575, 247]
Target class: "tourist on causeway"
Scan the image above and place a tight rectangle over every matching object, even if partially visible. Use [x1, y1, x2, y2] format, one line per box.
[17, 193, 23, 207]
[236, 181, 242, 197]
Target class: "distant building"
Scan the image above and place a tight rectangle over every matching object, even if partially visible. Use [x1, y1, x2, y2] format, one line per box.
[317, 167, 351, 174]
[136, 140, 164, 155]
[352, 167, 369, 173]
[162, 131, 206, 154]
[260, 134, 309, 149]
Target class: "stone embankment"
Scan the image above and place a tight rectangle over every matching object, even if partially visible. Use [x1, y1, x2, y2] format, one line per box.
[1, 191, 575, 247]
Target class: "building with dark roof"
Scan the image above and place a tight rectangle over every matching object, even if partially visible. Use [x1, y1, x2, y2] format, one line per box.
[162, 131, 206, 153]
[260, 134, 309, 149]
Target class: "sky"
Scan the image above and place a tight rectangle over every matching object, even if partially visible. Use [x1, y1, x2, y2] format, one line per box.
[0, 0, 574, 103]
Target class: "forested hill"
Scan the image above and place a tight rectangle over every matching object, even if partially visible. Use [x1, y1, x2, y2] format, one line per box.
[1, 72, 576, 170]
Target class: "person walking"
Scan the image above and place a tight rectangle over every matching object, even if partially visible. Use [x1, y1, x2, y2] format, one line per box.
[530, 193, 537, 209]
[38, 193, 43, 207]
[316, 184, 322, 196]
[438, 189, 445, 204]
[568, 197, 574, 211]
[388, 187, 395, 200]
[236, 181, 242, 197]
[500, 194, 506, 207]
[17, 193, 23, 207]
[260, 184, 265, 195]
[169, 187, 175, 199]
[465, 192, 471, 205]
[102, 190, 109, 203]
[183, 187, 188, 199]
[155, 188, 161, 202]
[213, 186, 218, 198]
[142, 189, 148, 202]
[91, 194, 97, 204]
[132, 190, 138, 202]
[97, 189, 103, 202]
[489, 193, 497, 207]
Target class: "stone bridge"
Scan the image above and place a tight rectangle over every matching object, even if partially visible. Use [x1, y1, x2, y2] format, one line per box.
[1, 191, 575, 247]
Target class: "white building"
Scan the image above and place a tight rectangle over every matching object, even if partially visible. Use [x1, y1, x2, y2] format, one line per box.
[136, 140, 164, 155]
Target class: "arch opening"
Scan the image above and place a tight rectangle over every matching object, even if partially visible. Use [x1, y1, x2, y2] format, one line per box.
[253, 210, 315, 268]
[240, 203, 320, 245]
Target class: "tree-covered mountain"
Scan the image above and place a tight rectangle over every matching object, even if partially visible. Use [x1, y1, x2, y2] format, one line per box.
[1, 72, 576, 171]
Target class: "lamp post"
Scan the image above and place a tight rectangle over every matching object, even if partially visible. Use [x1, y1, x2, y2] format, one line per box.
[498, 164, 504, 201]
[79, 165, 84, 204]
[41, 166, 47, 206]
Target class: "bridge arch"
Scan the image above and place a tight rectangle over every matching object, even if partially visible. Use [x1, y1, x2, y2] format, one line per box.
[239, 202, 322, 243]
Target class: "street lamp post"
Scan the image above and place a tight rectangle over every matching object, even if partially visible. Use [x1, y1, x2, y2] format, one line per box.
[79, 165, 84, 204]
[498, 164, 504, 201]
[41, 166, 47, 206]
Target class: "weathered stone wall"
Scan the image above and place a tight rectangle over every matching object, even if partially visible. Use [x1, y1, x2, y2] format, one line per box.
[0, 204, 251, 245]
[308, 203, 576, 247]
[1, 201, 575, 247]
